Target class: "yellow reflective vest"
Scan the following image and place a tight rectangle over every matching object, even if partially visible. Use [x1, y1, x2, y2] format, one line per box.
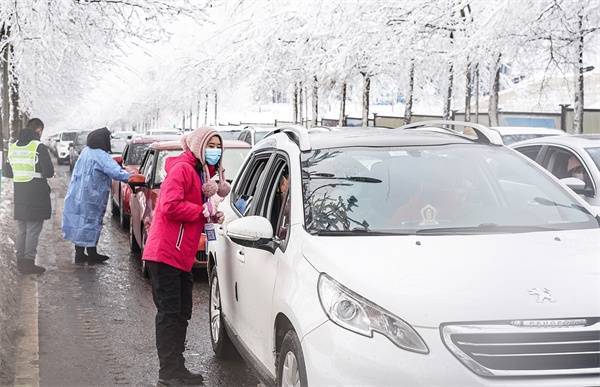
[7, 141, 41, 182]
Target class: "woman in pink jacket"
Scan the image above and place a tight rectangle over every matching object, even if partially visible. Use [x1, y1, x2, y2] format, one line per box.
[143, 128, 229, 386]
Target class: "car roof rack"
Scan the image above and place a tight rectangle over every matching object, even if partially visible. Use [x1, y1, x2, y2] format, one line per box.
[396, 120, 503, 145]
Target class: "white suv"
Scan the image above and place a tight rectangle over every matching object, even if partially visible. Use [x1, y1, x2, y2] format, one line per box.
[207, 121, 600, 386]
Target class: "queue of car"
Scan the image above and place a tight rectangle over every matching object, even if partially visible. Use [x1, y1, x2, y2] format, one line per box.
[48, 122, 599, 386]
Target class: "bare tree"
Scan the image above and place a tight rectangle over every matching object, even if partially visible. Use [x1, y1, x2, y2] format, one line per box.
[489, 53, 502, 127]
[361, 72, 370, 127]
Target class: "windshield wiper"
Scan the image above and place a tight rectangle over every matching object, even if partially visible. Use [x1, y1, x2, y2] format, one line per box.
[309, 173, 382, 183]
[314, 229, 410, 236]
[532, 197, 592, 216]
[415, 223, 559, 235]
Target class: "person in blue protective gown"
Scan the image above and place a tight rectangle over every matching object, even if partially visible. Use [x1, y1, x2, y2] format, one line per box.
[62, 127, 136, 264]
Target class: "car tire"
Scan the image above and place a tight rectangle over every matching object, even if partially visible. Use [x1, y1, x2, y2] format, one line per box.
[119, 194, 129, 229]
[209, 268, 236, 358]
[129, 220, 140, 253]
[141, 260, 149, 279]
[276, 330, 308, 387]
[111, 194, 119, 216]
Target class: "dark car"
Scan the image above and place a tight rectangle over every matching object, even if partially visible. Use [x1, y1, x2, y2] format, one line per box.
[68, 131, 92, 171]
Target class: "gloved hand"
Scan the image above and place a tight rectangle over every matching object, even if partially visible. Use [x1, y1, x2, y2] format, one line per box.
[128, 174, 145, 184]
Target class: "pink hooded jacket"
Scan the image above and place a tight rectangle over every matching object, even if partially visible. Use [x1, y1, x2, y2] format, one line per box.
[142, 128, 229, 272]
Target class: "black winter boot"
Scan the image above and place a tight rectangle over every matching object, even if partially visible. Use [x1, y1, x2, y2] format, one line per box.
[74, 246, 87, 264]
[86, 246, 109, 264]
[17, 259, 46, 275]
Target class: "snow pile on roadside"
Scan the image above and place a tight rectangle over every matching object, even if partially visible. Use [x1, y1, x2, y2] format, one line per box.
[0, 178, 18, 384]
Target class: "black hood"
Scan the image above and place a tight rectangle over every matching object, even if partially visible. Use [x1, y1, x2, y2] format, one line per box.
[87, 127, 112, 153]
[17, 128, 41, 146]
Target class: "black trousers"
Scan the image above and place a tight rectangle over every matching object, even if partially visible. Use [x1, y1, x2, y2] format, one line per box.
[147, 261, 193, 379]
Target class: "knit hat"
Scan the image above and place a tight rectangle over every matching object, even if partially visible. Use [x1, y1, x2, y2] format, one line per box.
[181, 128, 231, 198]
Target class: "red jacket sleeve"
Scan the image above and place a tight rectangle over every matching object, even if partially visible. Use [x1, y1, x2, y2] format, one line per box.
[161, 163, 203, 223]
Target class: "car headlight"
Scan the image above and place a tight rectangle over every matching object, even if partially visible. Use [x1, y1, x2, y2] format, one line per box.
[317, 273, 429, 354]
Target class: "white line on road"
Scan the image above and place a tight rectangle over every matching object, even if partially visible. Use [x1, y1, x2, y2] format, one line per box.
[13, 276, 40, 387]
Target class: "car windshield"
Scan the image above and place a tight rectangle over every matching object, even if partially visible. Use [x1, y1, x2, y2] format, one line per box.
[218, 131, 242, 141]
[126, 143, 151, 165]
[585, 147, 600, 173]
[301, 145, 598, 235]
[222, 148, 250, 182]
[61, 132, 78, 142]
[501, 133, 558, 145]
[75, 132, 90, 146]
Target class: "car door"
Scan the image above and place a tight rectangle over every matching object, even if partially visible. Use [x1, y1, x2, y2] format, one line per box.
[219, 151, 273, 335]
[234, 154, 291, 367]
[131, 149, 155, 247]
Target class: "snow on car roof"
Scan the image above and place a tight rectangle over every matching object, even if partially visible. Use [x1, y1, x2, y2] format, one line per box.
[490, 126, 565, 135]
[511, 133, 600, 148]
[150, 139, 250, 151]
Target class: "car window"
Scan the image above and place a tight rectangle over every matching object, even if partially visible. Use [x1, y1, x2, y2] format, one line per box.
[544, 146, 593, 194]
[218, 131, 243, 141]
[61, 132, 78, 142]
[126, 143, 151, 165]
[254, 131, 270, 143]
[585, 147, 600, 173]
[140, 150, 155, 183]
[232, 153, 272, 215]
[515, 145, 543, 161]
[257, 158, 290, 240]
[154, 150, 183, 186]
[301, 145, 598, 235]
[502, 133, 558, 145]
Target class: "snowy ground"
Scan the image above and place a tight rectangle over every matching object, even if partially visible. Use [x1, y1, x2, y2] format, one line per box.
[0, 178, 19, 384]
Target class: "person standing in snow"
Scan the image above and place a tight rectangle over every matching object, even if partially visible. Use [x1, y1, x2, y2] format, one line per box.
[3, 118, 53, 275]
[143, 128, 228, 386]
[62, 127, 138, 264]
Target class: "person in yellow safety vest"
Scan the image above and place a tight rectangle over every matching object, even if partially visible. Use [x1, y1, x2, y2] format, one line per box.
[3, 118, 54, 275]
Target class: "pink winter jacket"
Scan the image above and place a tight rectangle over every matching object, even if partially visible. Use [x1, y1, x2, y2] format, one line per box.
[143, 150, 215, 272]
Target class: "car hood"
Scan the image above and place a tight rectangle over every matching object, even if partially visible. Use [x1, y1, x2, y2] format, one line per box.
[302, 229, 600, 328]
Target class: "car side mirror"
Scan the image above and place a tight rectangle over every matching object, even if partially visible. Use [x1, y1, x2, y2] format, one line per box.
[227, 216, 278, 253]
[560, 177, 591, 196]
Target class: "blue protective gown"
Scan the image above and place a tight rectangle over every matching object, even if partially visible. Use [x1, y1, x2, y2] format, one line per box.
[62, 147, 130, 247]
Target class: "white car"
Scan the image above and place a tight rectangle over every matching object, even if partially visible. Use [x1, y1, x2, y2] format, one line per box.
[207, 121, 600, 386]
[490, 126, 565, 145]
[512, 134, 600, 213]
[54, 130, 79, 164]
[237, 126, 273, 146]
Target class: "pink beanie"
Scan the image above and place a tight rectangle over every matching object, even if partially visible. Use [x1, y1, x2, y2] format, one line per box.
[181, 128, 231, 198]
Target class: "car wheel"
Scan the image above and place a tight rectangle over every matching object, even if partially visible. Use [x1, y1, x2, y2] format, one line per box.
[209, 268, 236, 358]
[141, 260, 149, 278]
[119, 194, 129, 229]
[129, 220, 140, 253]
[111, 194, 119, 216]
[277, 330, 308, 387]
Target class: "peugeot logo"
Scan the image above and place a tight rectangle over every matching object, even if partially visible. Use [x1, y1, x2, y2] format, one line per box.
[529, 288, 556, 303]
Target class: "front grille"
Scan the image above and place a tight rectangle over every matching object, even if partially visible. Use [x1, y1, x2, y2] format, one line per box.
[442, 319, 600, 377]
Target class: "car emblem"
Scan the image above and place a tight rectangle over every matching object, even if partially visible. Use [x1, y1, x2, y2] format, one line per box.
[528, 288, 556, 303]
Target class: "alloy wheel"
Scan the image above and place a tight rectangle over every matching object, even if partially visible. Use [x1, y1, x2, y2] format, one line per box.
[210, 275, 221, 343]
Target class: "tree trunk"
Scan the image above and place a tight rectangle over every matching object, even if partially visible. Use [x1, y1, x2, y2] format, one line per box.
[338, 82, 347, 126]
[474, 63, 480, 123]
[489, 53, 502, 127]
[182, 112, 186, 131]
[204, 93, 209, 125]
[293, 83, 298, 124]
[10, 64, 20, 139]
[573, 12, 585, 134]
[361, 72, 370, 127]
[189, 108, 193, 129]
[214, 91, 218, 126]
[464, 62, 472, 122]
[298, 81, 304, 125]
[443, 61, 454, 120]
[311, 76, 318, 127]
[196, 97, 200, 128]
[404, 61, 415, 124]
[1, 24, 9, 145]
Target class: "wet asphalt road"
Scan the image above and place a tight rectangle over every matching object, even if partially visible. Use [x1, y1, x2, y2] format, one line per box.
[34, 163, 258, 386]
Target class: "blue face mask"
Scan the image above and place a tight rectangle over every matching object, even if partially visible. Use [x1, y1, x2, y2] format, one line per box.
[205, 148, 222, 166]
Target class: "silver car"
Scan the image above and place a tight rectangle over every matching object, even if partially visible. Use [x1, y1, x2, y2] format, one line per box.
[511, 134, 600, 211]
